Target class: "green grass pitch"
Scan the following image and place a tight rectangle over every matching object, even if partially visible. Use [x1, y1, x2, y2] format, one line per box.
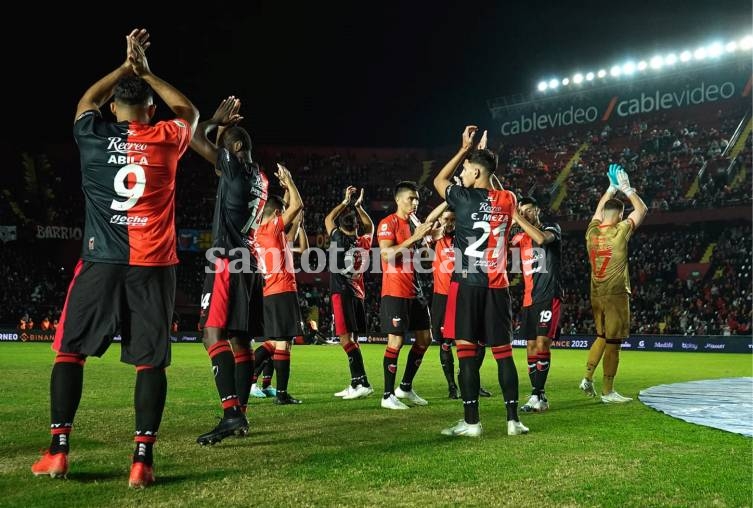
[0, 344, 750, 507]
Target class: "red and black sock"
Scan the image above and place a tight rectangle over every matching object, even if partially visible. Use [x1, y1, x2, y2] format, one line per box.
[492, 345, 519, 421]
[535, 351, 551, 396]
[382, 346, 400, 398]
[439, 340, 456, 389]
[343, 342, 361, 388]
[49, 352, 86, 454]
[273, 349, 291, 394]
[527, 354, 539, 394]
[133, 366, 166, 465]
[233, 349, 253, 413]
[207, 341, 240, 418]
[399, 344, 427, 392]
[261, 359, 274, 389]
[457, 343, 480, 424]
[351, 344, 370, 388]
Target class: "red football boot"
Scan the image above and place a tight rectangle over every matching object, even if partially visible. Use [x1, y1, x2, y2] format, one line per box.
[31, 450, 68, 478]
[128, 462, 155, 489]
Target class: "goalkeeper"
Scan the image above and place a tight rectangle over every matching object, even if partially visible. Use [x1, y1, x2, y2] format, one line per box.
[579, 164, 647, 403]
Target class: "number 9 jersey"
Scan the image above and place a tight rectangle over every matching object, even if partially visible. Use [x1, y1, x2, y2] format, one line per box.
[445, 184, 516, 288]
[74, 110, 191, 266]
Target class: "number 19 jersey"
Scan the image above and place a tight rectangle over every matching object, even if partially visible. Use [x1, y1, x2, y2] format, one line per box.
[74, 110, 191, 266]
[445, 184, 516, 289]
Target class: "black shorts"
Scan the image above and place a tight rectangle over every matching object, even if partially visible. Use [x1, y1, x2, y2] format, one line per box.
[199, 257, 264, 338]
[263, 291, 304, 339]
[53, 260, 175, 368]
[332, 292, 367, 336]
[443, 281, 512, 346]
[380, 296, 431, 335]
[431, 293, 449, 341]
[520, 298, 562, 340]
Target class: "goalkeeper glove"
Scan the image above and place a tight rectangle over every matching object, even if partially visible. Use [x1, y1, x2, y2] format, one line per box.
[616, 168, 635, 197]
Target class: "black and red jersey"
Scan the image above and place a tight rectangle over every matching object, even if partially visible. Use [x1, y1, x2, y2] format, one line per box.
[445, 184, 516, 289]
[212, 148, 269, 262]
[432, 233, 455, 295]
[329, 228, 372, 299]
[74, 110, 191, 266]
[511, 222, 562, 306]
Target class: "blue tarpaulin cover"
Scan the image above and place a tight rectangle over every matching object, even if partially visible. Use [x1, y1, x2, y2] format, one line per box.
[639, 377, 753, 437]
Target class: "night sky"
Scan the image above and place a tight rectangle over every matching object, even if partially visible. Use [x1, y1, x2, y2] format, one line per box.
[8, 1, 751, 152]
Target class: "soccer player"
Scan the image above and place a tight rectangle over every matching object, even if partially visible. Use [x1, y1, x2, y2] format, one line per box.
[511, 197, 562, 412]
[326, 186, 375, 400]
[377, 181, 436, 409]
[431, 206, 493, 400]
[31, 29, 198, 488]
[191, 97, 269, 444]
[434, 125, 527, 437]
[255, 165, 305, 405]
[580, 164, 647, 403]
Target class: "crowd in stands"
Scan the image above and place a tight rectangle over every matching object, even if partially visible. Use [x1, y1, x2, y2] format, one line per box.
[2, 106, 751, 338]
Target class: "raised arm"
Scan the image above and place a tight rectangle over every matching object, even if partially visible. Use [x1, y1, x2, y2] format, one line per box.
[324, 186, 356, 235]
[512, 209, 555, 246]
[434, 125, 478, 199]
[353, 188, 374, 237]
[290, 214, 310, 254]
[75, 29, 152, 121]
[424, 201, 448, 225]
[190, 97, 242, 167]
[128, 32, 198, 133]
[615, 168, 648, 230]
[277, 164, 303, 226]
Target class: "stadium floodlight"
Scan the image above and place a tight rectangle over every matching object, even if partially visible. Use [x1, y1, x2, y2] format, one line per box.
[533, 34, 753, 93]
[707, 42, 723, 58]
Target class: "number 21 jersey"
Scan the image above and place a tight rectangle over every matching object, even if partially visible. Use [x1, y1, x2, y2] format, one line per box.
[445, 184, 516, 289]
[74, 110, 191, 266]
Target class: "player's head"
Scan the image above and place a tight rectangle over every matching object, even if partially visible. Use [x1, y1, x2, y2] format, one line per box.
[439, 209, 456, 234]
[518, 196, 540, 225]
[262, 194, 285, 222]
[339, 207, 358, 234]
[603, 198, 625, 222]
[394, 181, 419, 216]
[111, 76, 155, 123]
[219, 126, 253, 161]
[459, 149, 498, 188]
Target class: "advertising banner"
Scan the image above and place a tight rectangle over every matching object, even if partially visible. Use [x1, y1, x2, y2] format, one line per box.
[489, 60, 752, 138]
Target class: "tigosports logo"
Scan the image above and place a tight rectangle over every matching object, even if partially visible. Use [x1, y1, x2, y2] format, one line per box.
[110, 215, 149, 226]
